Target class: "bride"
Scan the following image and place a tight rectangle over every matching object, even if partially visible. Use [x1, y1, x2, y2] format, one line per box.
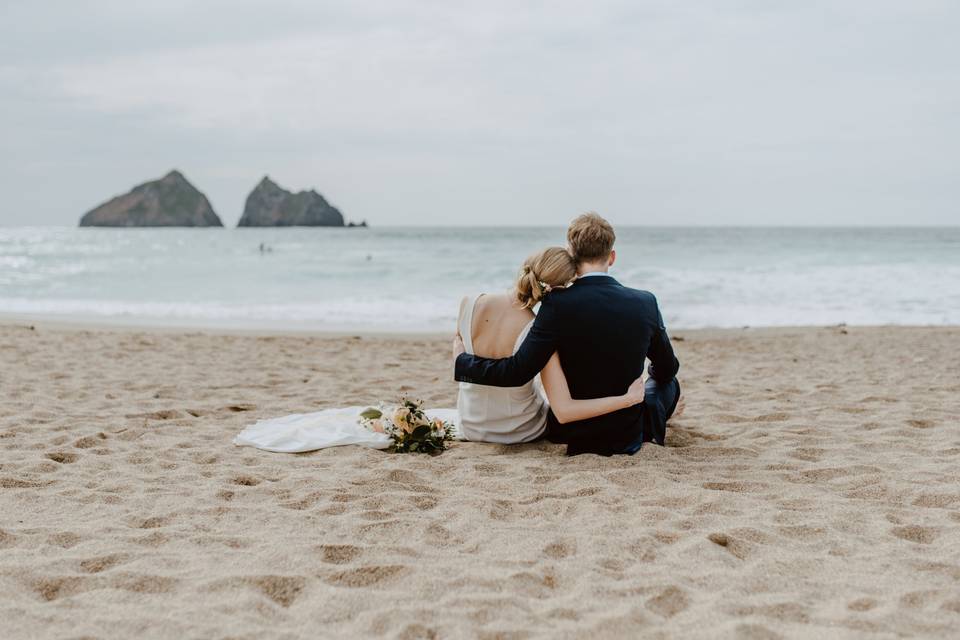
[234, 246, 646, 452]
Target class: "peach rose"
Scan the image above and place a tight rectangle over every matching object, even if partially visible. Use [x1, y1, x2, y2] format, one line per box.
[393, 407, 413, 433]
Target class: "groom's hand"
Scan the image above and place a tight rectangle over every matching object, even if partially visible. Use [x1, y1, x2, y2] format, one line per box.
[452, 333, 465, 359]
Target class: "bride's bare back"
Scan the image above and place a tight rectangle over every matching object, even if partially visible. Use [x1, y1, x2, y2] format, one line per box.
[459, 293, 534, 359]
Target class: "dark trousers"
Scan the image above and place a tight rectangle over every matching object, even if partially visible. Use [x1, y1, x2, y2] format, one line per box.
[543, 377, 681, 456]
[622, 377, 681, 454]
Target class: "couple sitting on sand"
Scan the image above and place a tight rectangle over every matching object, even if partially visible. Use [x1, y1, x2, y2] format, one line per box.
[235, 213, 682, 457]
[452, 212, 681, 456]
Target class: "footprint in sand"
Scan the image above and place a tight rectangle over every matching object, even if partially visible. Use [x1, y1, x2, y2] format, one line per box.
[732, 602, 810, 624]
[280, 491, 324, 510]
[912, 494, 959, 508]
[424, 522, 460, 547]
[891, 525, 938, 544]
[210, 575, 305, 608]
[32, 576, 86, 601]
[488, 499, 515, 521]
[359, 510, 393, 521]
[754, 412, 790, 422]
[702, 481, 767, 493]
[385, 469, 426, 485]
[323, 565, 407, 588]
[79, 554, 128, 574]
[473, 462, 506, 476]
[734, 623, 783, 639]
[899, 590, 940, 609]
[789, 448, 825, 462]
[73, 433, 108, 449]
[508, 569, 559, 597]
[646, 585, 690, 618]
[317, 544, 363, 564]
[411, 495, 439, 510]
[46, 532, 82, 548]
[135, 515, 173, 529]
[838, 406, 869, 415]
[142, 410, 185, 420]
[225, 404, 257, 413]
[847, 597, 877, 611]
[543, 541, 574, 559]
[132, 531, 169, 547]
[1, 477, 47, 488]
[707, 532, 751, 560]
[941, 600, 960, 614]
[246, 575, 305, 607]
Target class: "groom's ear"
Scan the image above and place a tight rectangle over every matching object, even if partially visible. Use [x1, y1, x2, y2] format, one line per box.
[609, 249, 616, 267]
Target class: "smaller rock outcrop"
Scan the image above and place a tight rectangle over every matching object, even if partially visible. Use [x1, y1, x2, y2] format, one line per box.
[237, 177, 346, 227]
[79, 170, 222, 227]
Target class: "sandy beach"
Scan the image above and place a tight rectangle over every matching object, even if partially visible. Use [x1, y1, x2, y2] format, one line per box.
[1, 322, 958, 639]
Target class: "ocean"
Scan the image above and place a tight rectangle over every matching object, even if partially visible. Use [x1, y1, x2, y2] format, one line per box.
[1, 226, 958, 331]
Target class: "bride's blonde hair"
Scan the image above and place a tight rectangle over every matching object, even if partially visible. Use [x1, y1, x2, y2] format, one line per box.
[515, 246, 577, 309]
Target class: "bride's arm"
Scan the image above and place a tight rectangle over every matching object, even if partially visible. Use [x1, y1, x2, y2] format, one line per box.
[540, 353, 645, 424]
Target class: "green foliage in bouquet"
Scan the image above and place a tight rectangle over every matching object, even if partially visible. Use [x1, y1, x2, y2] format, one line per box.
[359, 398, 454, 454]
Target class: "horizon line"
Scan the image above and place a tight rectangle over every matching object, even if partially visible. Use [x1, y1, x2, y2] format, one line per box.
[2, 222, 959, 230]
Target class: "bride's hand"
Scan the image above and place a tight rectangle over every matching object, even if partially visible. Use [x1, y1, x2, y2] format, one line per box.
[625, 375, 646, 404]
[452, 333, 465, 359]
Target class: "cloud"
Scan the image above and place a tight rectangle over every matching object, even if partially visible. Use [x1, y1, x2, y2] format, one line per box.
[2, 0, 959, 225]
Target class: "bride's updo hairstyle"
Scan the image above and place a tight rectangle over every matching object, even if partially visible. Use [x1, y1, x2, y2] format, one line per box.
[515, 247, 577, 309]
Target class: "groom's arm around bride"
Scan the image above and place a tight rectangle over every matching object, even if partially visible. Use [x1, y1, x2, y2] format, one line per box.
[454, 213, 681, 456]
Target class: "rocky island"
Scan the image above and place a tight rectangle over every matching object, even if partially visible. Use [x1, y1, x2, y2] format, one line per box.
[79, 170, 223, 227]
[238, 176, 363, 227]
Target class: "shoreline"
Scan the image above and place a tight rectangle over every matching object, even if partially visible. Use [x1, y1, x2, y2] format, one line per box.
[0, 313, 448, 338]
[2, 312, 957, 339]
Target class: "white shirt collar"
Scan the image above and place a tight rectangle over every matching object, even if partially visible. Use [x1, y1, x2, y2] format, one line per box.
[578, 271, 610, 278]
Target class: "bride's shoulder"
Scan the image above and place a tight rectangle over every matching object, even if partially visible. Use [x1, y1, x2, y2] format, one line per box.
[495, 293, 535, 322]
[472, 293, 531, 318]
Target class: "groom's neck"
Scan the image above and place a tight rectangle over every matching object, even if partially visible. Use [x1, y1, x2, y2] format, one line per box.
[577, 260, 609, 276]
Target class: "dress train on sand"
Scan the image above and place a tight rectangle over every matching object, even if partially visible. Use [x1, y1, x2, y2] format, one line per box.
[233, 406, 460, 453]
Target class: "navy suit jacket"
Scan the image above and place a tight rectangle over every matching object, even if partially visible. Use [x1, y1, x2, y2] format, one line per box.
[454, 275, 679, 455]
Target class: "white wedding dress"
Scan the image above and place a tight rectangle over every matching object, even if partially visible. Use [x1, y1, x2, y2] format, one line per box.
[233, 293, 547, 453]
[455, 293, 548, 443]
[233, 406, 460, 452]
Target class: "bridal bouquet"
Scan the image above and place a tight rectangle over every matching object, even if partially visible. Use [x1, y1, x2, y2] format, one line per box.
[359, 398, 454, 454]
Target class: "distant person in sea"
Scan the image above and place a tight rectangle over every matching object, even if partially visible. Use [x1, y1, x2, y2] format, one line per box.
[235, 213, 682, 457]
[453, 213, 682, 455]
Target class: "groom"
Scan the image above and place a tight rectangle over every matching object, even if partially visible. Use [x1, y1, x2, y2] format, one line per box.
[454, 213, 681, 456]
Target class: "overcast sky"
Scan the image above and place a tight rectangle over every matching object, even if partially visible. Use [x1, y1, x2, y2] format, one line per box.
[1, 0, 958, 227]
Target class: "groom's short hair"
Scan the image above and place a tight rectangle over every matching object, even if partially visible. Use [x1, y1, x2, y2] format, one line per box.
[567, 212, 615, 263]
